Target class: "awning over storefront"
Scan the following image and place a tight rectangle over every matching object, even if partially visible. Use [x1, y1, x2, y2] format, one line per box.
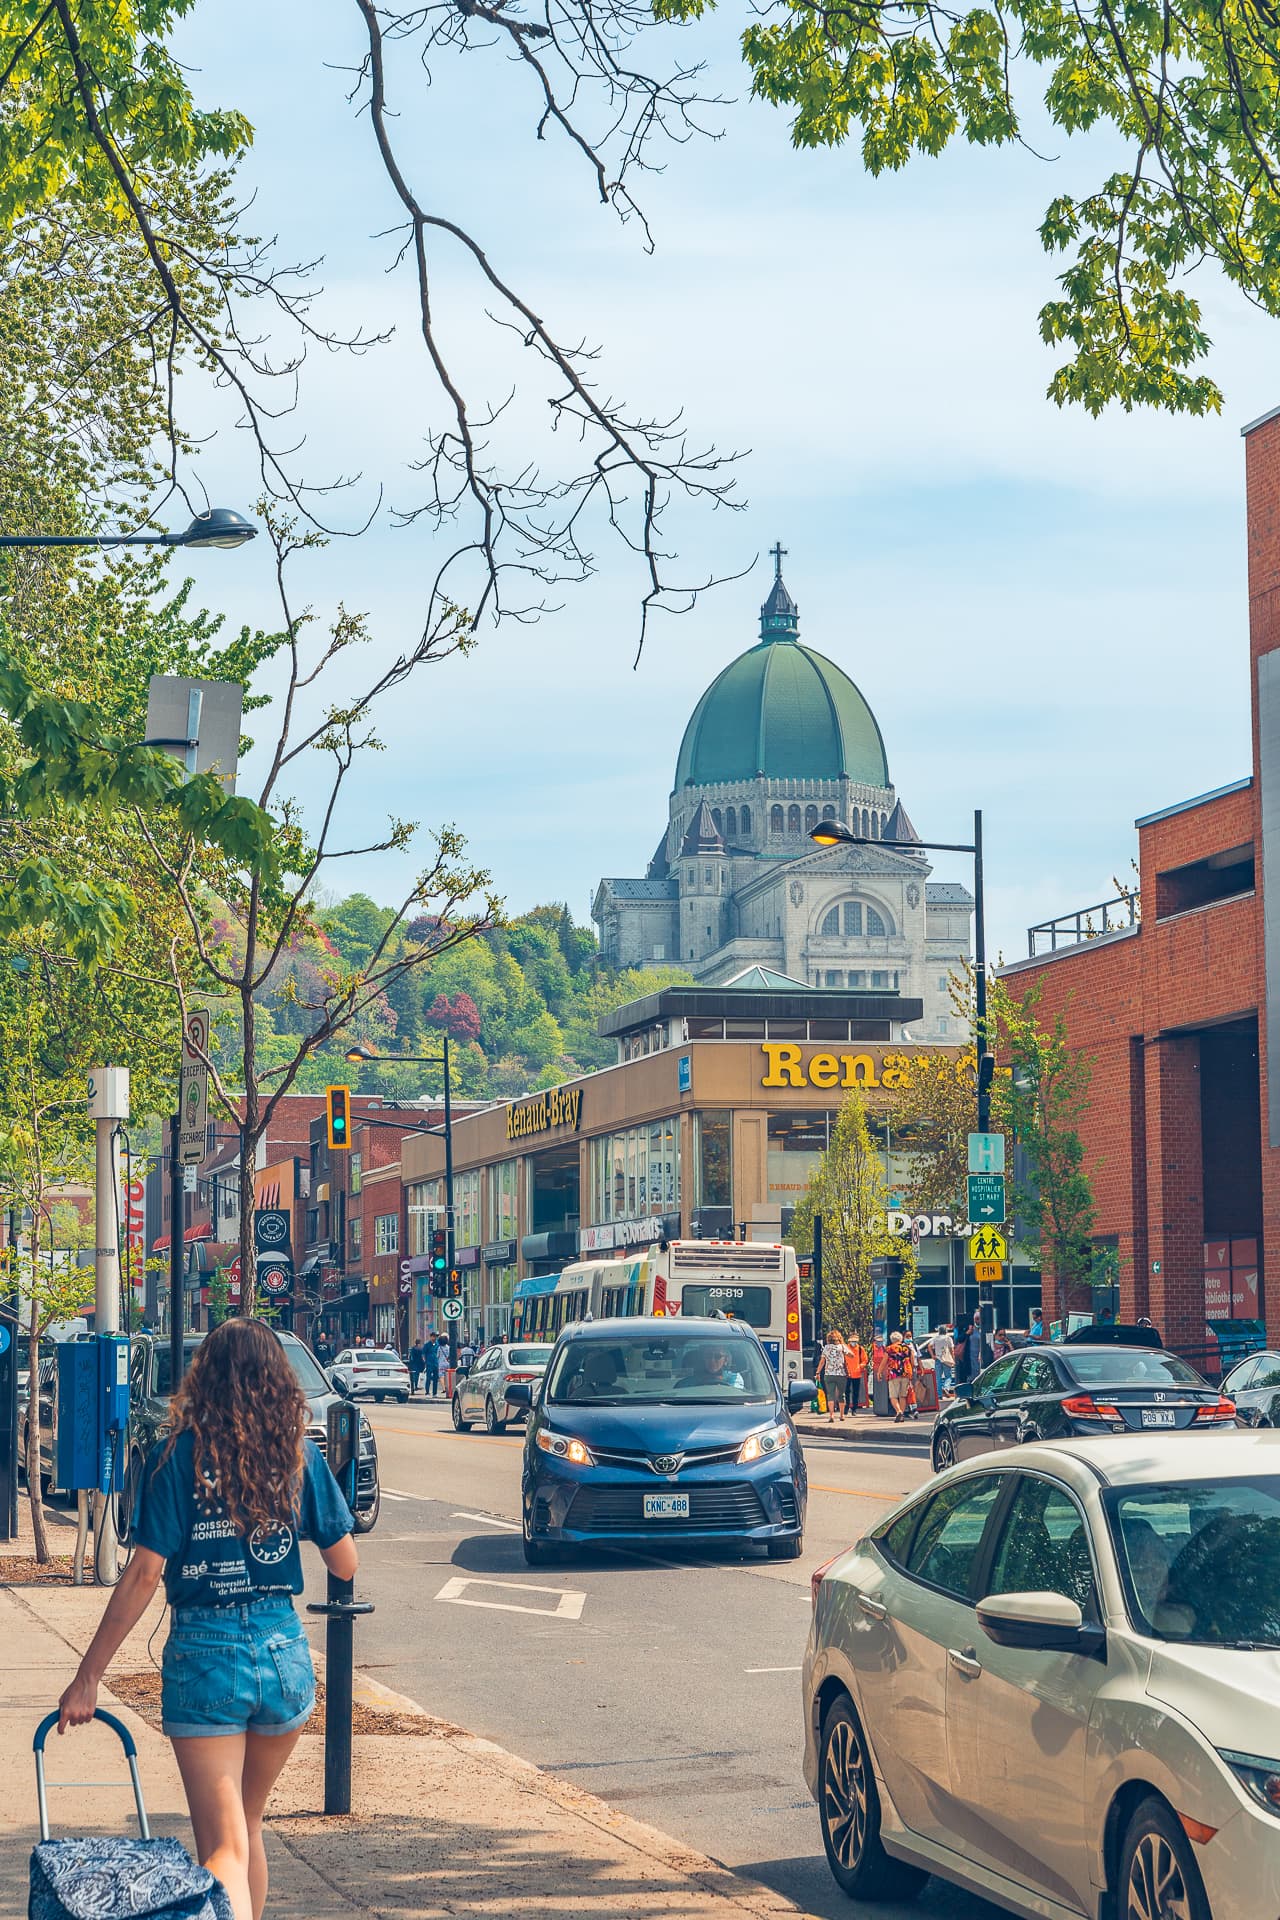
[338, 1289, 369, 1316]
[520, 1231, 578, 1263]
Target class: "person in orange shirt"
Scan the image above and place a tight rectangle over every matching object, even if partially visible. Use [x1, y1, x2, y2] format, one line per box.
[841, 1333, 869, 1414]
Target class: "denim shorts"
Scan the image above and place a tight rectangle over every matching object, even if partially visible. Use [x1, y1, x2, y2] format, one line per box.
[161, 1597, 315, 1739]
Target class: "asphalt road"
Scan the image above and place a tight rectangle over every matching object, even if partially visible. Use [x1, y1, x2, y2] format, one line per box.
[311, 1394, 1006, 1920]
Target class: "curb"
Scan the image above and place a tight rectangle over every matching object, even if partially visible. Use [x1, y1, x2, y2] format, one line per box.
[793, 1417, 935, 1449]
[337, 1653, 817, 1916]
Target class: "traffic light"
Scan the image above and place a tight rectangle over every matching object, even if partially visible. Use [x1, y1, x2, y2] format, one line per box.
[448, 1269, 463, 1298]
[325, 1084, 351, 1151]
[428, 1225, 448, 1295]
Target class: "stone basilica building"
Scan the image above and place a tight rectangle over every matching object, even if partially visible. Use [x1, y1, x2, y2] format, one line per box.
[592, 553, 973, 1038]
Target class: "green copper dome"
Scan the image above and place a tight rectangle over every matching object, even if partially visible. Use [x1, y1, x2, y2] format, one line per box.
[673, 556, 890, 790]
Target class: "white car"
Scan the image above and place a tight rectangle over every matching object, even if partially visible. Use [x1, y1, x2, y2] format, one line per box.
[329, 1347, 411, 1403]
[804, 1430, 1280, 1919]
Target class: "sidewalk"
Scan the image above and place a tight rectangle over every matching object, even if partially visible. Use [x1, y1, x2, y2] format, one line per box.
[792, 1405, 936, 1448]
[0, 1569, 817, 1920]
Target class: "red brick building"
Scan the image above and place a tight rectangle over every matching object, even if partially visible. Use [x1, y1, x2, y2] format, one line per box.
[1001, 407, 1280, 1367]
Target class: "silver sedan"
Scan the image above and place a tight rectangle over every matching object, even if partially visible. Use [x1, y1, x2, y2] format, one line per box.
[453, 1342, 554, 1434]
[804, 1431, 1280, 1919]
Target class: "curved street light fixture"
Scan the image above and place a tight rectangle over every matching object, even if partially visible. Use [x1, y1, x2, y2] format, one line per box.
[0, 508, 257, 552]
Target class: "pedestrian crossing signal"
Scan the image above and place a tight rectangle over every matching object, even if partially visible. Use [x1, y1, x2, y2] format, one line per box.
[448, 1270, 463, 1298]
[325, 1085, 350, 1150]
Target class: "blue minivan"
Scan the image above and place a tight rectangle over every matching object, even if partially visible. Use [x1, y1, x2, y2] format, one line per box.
[507, 1317, 814, 1565]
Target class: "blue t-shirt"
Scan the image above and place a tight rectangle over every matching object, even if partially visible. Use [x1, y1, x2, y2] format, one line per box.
[134, 1431, 354, 1608]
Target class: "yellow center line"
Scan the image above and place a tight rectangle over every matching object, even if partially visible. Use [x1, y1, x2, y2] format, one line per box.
[809, 1483, 909, 1499]
[374, 1424, 522, 1447]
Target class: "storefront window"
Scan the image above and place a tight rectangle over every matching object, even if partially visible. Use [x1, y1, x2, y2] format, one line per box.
[487, 1159, 519, 1239]
[590, 1120, 682, 1224]
[455, 1168, 482, 1249]
[766, 1112, 833, 1209]
[696, 1111, 731, 1208]
[407, 1178, 443, 1255]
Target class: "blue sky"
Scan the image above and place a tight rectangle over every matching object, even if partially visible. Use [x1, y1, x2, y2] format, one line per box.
[169, 0, 1274, 962]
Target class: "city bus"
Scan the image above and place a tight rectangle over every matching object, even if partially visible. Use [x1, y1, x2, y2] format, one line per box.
[510, 1240, 803, 1387]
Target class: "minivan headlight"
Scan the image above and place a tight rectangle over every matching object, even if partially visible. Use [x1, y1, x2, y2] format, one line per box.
[1221, 1750, 1280, 1817]
[739, 1422, 791, 1464]
[536, 1427, 595, 1467]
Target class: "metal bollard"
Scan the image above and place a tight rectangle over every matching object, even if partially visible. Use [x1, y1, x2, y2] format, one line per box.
[307, 1574, 374, 1814]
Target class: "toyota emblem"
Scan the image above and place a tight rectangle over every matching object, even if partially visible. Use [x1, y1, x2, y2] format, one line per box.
[649, 1454, 683, 1475]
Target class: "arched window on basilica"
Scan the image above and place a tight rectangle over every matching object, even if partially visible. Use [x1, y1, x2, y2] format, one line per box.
[725, 806, 737, 840]
[711, 808, 722, 833]
[740, 805, 751, 837]
[770, 804, 784, 835]
[804, 804, 818, 833]
[787, 804, 802, 833]
[819, 898, 894, 939]
[822, 805, 836, 822]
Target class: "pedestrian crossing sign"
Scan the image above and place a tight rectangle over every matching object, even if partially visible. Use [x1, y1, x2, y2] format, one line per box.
[968, 1227, 1008, 1263]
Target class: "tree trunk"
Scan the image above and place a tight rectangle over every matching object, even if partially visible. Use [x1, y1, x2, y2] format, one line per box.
[26, 1294, 49, 1565]
[239, 985, 259, 1315]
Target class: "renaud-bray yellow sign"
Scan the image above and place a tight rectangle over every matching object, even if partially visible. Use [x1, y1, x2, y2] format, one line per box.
[759, 1042, 914, 1092]
[506, 1084, 583, 1142]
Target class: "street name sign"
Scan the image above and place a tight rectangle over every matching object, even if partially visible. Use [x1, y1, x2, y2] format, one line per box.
[968, 1227, 1008, 1263]
[968, 1132, 1006, 1175]
[967, 1173, 1006, 1222]
[179, 1009, 210, 1166]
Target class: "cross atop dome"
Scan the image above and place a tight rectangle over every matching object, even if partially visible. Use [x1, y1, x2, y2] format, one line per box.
[759, 538, 799, 642]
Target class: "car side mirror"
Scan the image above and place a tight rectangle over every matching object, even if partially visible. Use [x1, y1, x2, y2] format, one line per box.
[504, 1380, 533, 1408]
[977, 1591, 1105, 1659]
[788, 1380, 817, 1412]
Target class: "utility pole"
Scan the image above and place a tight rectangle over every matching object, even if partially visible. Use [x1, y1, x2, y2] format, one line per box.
[89, 1068, 129, 1576]
[443, 1035, 457, 1376]
[1, 1207, 19, 1541]
[972, 808, 996, 1345]
[169, 1115, 185, 1394]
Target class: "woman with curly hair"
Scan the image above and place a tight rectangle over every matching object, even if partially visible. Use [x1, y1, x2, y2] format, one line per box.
[56, 1318, 358, 1920]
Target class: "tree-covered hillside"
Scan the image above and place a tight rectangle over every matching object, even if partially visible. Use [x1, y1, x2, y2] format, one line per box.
[254, 898, 690, 1101]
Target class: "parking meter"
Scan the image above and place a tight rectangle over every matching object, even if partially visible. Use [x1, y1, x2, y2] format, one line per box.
[327, 1400, 358, 1510]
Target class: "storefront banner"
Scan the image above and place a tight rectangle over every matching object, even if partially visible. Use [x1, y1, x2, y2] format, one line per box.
[579, 1225, 616, 1253]
[455, 1245, 479, 1268]
[611, 1213, 680, 1249]
[482, 1240, 515, 1266]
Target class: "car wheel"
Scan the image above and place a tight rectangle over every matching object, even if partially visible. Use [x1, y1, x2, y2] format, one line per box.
[452, 1393, 472, 1432]
[1119, 1795, 1210, 1920]
[397, 1393, 409, 1404]
[375, 1392, 387, 1403]
[484, 1397, 506, 1435]
[768, 1532, 803, 1560]
[522, 1502, 555, 1566]
[353, 1479, 381, 1534]
[932, 1428, 956, 1471]
[819, 1695, 926, 1903]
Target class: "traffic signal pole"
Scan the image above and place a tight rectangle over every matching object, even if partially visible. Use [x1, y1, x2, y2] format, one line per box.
[443, 1035, 457, 1376]
[972, 807, 996, 1346]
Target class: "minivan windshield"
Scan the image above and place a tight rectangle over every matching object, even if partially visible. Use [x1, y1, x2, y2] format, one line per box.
[1106, 1477, 1280, 1645]
[546, 1331, 775, 1405]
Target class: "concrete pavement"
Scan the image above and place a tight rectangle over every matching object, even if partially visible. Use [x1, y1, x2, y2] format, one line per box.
[0, 1572, 819, 1919]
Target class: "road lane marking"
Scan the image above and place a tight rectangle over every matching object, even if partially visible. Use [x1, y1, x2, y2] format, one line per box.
[810, 1483, 909, 1499]
[453, 1510, 520, 1532]
[382, 1487, 432, 1501]
[744, 1665, 802, 1673]
[435, 1575, 586, 1620]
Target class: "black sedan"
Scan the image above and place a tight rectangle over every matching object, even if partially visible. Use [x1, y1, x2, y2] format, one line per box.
[931, 1342, 1235, 1470]
[1222, 1349, 1280, 1426]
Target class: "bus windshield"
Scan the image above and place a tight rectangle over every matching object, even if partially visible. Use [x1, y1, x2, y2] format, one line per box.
[546, 1331, 776, 1405]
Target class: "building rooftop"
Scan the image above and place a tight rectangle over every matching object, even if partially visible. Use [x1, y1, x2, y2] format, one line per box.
[599, 982, 924, 1038]
[925, 881, 975, 905]
[597, 878, 679, 901]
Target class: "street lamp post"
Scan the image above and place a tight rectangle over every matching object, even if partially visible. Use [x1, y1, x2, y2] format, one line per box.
[0, 509, 257, 552]
[344, 1042, 456, 1370]
[809, 807, 994, 1329]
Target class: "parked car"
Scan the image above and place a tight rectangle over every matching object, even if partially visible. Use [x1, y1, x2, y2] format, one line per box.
[508, 1317, 814, 1566]
[25, 1329, 382, 1533]
[805, 1430, 1280, 1919]
[931, 1342, 1234, 1470]
[1221, 1349, 1280, 1426]
[328, 1346, 411, 1403]
[452, 1341, 554, 1433]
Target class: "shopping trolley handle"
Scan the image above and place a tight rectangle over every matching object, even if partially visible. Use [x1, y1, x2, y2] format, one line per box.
[33, 1708, 137, 1757]
[33, 1708, 149, 1844]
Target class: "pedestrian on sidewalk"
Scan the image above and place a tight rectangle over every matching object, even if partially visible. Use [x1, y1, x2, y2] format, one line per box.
[841, 1333, 869, 1414]
[818, 1329, 848, 1421]
[408, 1339, 425, 1396]
[928, 1323, 956, 1397]
[55, 1317, 359, 1920]
[885, 1331, 915, 1422]
[424, 1334, 441, 1397]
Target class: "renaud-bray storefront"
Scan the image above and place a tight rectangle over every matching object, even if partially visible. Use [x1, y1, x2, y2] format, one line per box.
[398, 983, 1036, 1340]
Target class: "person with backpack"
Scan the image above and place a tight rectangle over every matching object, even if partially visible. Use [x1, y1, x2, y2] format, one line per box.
[55, 1318, 358, 1920]
[408, 1339, 425, 1396]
